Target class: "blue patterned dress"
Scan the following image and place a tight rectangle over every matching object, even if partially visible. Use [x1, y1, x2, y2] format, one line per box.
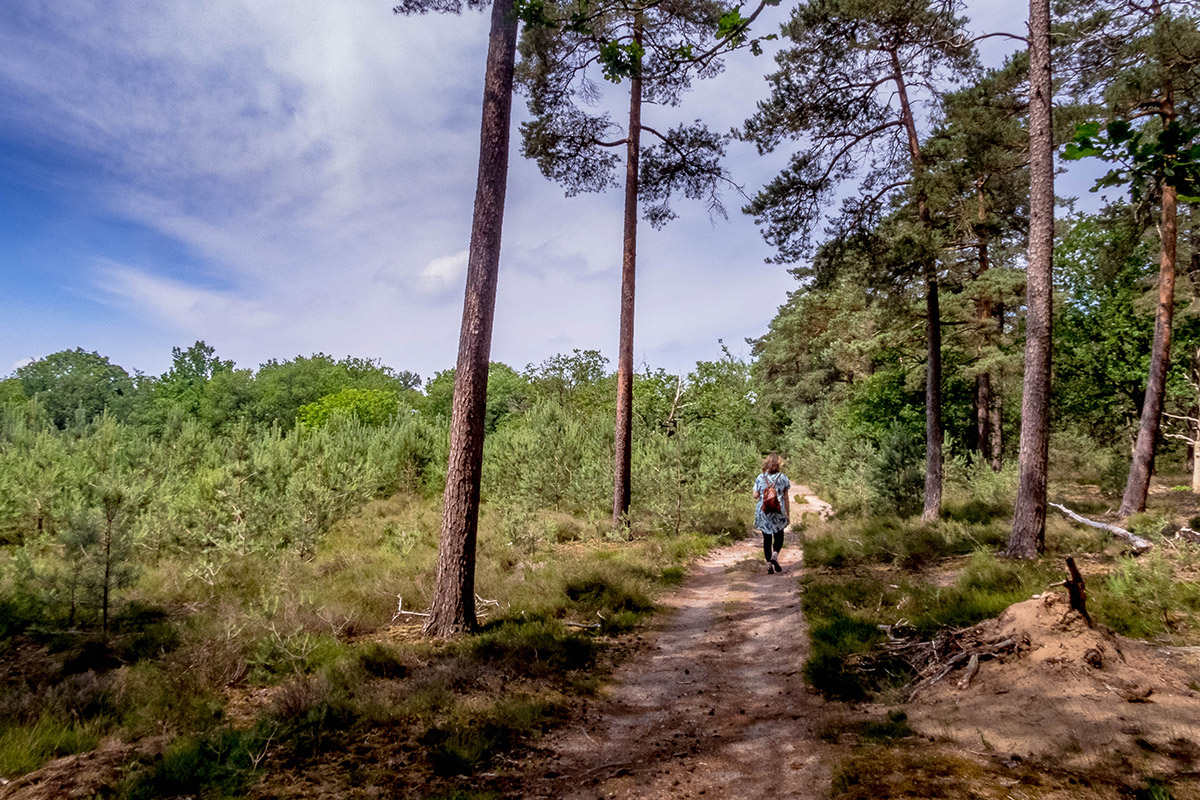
[754, 471, 790, 534]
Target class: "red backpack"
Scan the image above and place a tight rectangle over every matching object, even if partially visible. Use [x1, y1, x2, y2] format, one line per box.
[761, 474, 781, 514]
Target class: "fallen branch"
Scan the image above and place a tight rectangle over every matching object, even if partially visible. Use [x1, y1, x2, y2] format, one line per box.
[392, 596, 430, 621]
[1177, 527, 1200, 545]
[1049, 503, 1153, 554]
[957, 653, 980, 689]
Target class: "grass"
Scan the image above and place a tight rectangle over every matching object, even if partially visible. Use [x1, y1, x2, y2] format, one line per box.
[1091, 553, 1200, 641]
[800, 540, 1062, 701]
[0, 488, 736, 793]
[0, 714, 105, 777]
[829, 748, 987, 799]
[803, 512, 1009, 571]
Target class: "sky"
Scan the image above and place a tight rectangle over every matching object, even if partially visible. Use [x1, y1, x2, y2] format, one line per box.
[0, 1, 1090, 383]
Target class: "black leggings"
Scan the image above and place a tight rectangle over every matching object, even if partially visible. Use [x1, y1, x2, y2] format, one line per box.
[762, 530, 784, 561]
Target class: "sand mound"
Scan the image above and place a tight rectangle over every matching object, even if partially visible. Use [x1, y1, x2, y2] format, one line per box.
[909, 592, 1200, 778]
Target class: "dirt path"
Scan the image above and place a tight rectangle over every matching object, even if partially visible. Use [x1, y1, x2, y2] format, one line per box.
[517, 532, 835, 799]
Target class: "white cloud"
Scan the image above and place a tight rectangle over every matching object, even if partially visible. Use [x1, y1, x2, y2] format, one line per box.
[11, 358, 34, 372]
[412, 250, 469, 297]
[97, 263, 283, 333]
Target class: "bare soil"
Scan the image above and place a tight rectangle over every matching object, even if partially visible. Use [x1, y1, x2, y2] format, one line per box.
[509, 527, 839, 799]
[909, 592, 1200, 784]
[0, 737, 165, 800]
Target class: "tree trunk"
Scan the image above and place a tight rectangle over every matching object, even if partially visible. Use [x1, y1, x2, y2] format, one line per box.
[1008, 0, 1054, 559]
[975, 202, 995, 466]
[103, 508, 113, 640]
[891, 50, 941, 522]
[991, 300, 1005, 471]
[1119, 94, 1177, 517]
[990, 389, 1004, 471]
[424, 0, 518, 638]
[1192, 431, 1200, 493]
[922, 265, 944, 522]
[612, 19, 643, 528]
[976, 372, 992, 462]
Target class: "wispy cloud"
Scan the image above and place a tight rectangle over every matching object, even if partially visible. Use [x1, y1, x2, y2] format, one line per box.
[97, 263, 283, 333]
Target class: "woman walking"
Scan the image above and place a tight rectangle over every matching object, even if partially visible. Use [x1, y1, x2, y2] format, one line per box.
[754, 452, 790, 574]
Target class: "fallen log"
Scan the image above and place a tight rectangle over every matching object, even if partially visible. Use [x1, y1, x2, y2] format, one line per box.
[1048, 503, 1153, 554]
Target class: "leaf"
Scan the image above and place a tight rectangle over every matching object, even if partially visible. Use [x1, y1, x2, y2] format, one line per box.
[1106, 119, 1133, 143]
[717, 6, 749, 42]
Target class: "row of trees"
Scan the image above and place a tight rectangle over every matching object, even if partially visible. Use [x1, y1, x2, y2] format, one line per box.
[1, 344, 769, 637]
[403, 0, 1200, 632]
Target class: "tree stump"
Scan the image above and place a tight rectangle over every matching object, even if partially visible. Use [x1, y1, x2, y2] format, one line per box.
[1064, 556, 1093, 628]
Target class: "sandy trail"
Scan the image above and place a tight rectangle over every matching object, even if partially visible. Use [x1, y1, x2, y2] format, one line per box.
[519, 533, 834, 799]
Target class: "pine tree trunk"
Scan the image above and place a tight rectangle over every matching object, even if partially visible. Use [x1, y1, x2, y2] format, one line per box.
[991, 389, 1004, 471]
[976, 234, 993, 465]
[922, 265, 944, 522]
[1119, 96, 1177, 517]
[424, 0, 518, 637]
[1008, 0, 1054, 558]
[976, 372, 992, 462]
[891, 50, 941, 522]
[1192, 431, 1200, 493]
[992, 301, 1005, 471]
[612, 20, 643, 528]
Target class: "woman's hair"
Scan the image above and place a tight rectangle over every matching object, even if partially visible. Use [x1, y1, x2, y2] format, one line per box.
[762, 452, 781, 474]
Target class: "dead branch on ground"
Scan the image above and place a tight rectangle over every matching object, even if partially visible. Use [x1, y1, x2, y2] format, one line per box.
[1049, 502, 1153, 554]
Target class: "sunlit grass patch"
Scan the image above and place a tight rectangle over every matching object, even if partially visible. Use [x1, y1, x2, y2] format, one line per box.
[1092, 553, 1200, 641]
[0, 714, 105, 778]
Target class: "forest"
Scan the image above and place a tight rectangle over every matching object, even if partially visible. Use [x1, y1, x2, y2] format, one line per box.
[3, 0, 1200, 798]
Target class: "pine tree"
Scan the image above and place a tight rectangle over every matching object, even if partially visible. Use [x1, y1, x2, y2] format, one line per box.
[515, 0, 766, 526]
[740, 0, 976, 521]
[395, 0, 521, 635]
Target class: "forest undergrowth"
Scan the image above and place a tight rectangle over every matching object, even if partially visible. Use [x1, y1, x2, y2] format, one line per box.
[802, 470, 1200, 800]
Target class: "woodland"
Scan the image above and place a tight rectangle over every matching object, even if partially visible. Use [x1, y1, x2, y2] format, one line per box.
[3, 0, 1200, 798]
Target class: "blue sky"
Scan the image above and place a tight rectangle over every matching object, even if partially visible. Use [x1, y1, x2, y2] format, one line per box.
[0, 1, 1090, 382]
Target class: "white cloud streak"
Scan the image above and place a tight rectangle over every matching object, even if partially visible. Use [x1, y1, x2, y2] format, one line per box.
[0, 0, 1067, 381]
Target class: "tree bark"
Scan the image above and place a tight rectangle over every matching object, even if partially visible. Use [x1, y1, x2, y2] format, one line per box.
[424, 0, 518, 637]
[976, 371, 992, 462]
[922, 263, 944, 522]
[1192, 433, 1200, 493]
[891, 50, 941, 523]
[990, 389, 1004, 471]
[975, 197, 996, 467]
[991, 300, 1005, 471]
[1008, 0, 1054, 559]
[612, 19, 643, 528]
[1119, 93, 1177, 516]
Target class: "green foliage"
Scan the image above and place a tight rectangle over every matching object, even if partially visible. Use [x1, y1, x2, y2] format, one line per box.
[1065, 119, 1200, 203]
[0, 714, 104, 778]
[800, 547, 1058, 700]
[1092, 553, 1200, 639]
[125, 726, 263, 800]
[297, 388, 401, 429]
[459, 618, 597, 677]
[17, 349, 135, 429]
